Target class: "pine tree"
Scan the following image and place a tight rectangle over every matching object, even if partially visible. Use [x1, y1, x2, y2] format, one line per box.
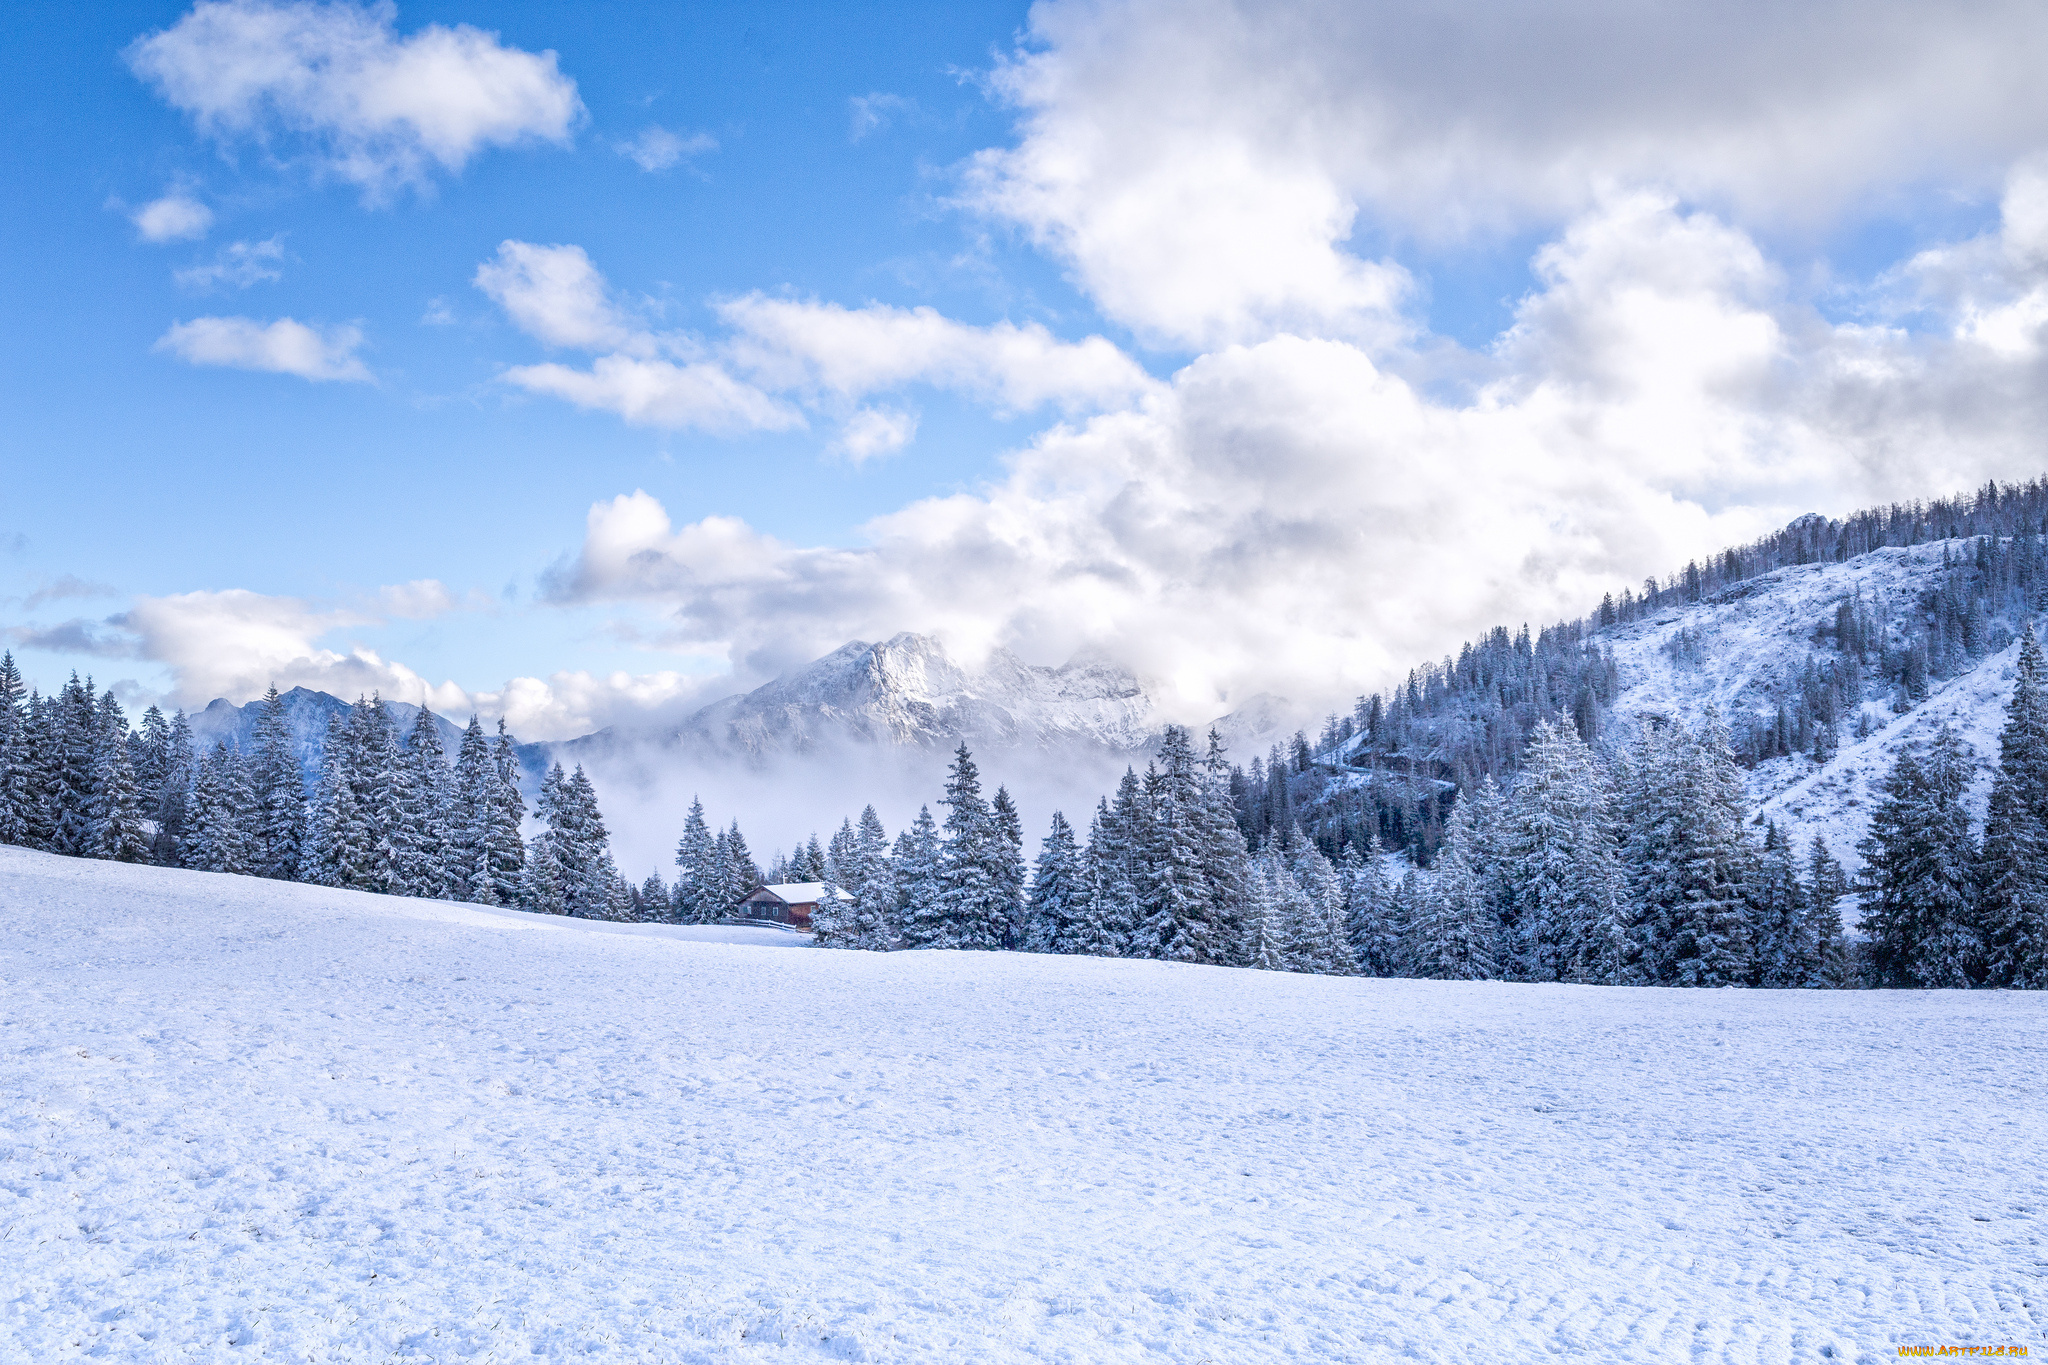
[893, 805, 945, 946]
[391, 707, 452, 898]
[345, 698, 400, 893]
[810, 866, 860, 946]
[1286, 833, 1353, 973]
[1406, 795, 1498, 980]
[1804, 837, 1851, 988]
[990, 785, 1027, 948]
[1342, 836, 1400, 975]
[1022, 811, 1087, 953]
[723, 820, 762, 911]
[519, 831, 566, 914]
[1859, 726, 1981, 988]
[151, 710, 196, 867]
[847, 807, 899, 948]
[50, 674, 97, 856]
[483, 720, 527, 905]
[1748, 823, 1810, 988]
[0, 653, 29, 848]
[84, 693, 148, 863]
[1504, 720, 1629, 983]
[1979, 624, 2048, 987]
[448, 717, 496, 902]
[925, 744, 1007, 949]
[1198, 727, 1254, 965]
[248, 685, 307, 881]
[672, 797, 721, 923]
[1624, 712, 1754, 987]
[133, 703, 171, 817]
[184, 744, 252, 875]
[1241, 854, 1287, 970]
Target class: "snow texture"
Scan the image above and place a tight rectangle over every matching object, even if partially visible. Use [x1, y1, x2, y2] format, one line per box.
[4, 846, 2042, 1361]
[1599, 543, 2022, 878]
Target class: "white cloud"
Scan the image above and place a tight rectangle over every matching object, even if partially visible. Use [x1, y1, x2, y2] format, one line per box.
[718, 294, 1161, 415]
[111, 585, 715, 739]
[133, 192, 214, 242]
[615, 125, 715, 172]
[964, 0, 2048, 349]
[155, 314, 370, 381]
[502, 355, 806, 434]
[173, 236, 286, 290]
[473, 242, 1156, 438]
[538, 195, 2048, 714]
[472, 240, 643, 352]
[126, 0, 582, 200]
[831, 407, 919, 463]
[849, 92, 911, 141]
[375, 578, 456, 619]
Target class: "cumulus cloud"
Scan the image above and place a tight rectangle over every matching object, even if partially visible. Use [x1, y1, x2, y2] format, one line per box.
[374, 578, 456, 619]
[473, 240, 643, 352]
[538, 193, 2048, 714]
[132, 192, 214, 242]
[126, 0, 582, 200]
[99, 585, 716, 739]
[718, 295, 1160, 415]
[615, 125, 715, 172]
[831, 407, 919, 462]
[473, 241, 1155, 438]
[849, 92, 912, 141]
[173, 236, 286, 290]
[155, 314, 370, 381]
[964, 0, 2048, 348]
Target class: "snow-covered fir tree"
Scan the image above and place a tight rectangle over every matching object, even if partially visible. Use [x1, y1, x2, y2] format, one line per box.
[893, 805, 944, 945]
[1748, 823, 1810, 988]
[248, 687, 307, 881]
[1021, 810, 1086, 953]
[1805, 837, 1851, 988]
[1404, 794, 1497, 980]
[915, 745, 1008, 950]
[1978, 625, 2048, 987]
[1623, 711, 1753, 987]
[390, 707, 452, 899]
[1859, 726, 1981, 988]
[1502, 719, 1629, 984]
[184, 744, 252, 875]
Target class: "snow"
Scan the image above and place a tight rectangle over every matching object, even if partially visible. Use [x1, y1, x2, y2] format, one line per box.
[4, 846, 2043, 1362]
[1597, 543, 2023, 878]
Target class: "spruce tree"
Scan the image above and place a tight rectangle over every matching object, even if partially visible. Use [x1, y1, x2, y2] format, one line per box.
[50, 674, 97, 856]
[672, 796, 720, 923]
[1859, 726, 1981, 988]
[519, 832, 567, 914]
[1341, 837, 1399, 976]
[1748, 823, 1810, 988]
[849, 806, 899, 948]
[85, 693, 149, 863]
[151, 710, 196, 867]
[893, 805, 946, 946]
[248, 686, 307, 881]
[1979, 625, 2048, 987]
[723, 820, 762, 910]
[483, 720, 527, 905]
[448, 717, 495, 902]
[1624, 713, 1754, 987]
[391, 707, 452, 898]
[990, 785, 1027, 948]
[1022, 811, 1086, 953]
[1501, 720, 1629, 983]
[184, 744, 252, 875]
[1406, 795, 1498, 980]
[1804, 836, 1851, 988]
[928, 744, 1007, 949]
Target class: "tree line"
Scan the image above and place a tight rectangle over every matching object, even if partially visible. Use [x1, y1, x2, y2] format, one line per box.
[0, 662, 647, 919]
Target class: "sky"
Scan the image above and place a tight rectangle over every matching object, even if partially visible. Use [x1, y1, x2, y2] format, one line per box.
[8, 0, 2048, 742]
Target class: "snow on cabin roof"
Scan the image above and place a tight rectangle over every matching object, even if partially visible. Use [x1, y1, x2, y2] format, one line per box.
[749, 882, 853, 903]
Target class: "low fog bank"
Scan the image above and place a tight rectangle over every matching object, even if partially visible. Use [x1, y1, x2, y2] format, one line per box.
[579, 739, 1156, 881]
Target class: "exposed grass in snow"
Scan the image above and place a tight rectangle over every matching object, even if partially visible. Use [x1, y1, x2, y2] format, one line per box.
[2, 847, 2042, 1362]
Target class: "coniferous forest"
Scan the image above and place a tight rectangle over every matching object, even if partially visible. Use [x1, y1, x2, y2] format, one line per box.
[7, 481, 2048, 989]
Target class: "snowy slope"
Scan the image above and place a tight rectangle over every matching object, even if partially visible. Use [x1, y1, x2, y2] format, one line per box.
[1595, 542, 2021, 876]
[4, 848, 2041, 1362]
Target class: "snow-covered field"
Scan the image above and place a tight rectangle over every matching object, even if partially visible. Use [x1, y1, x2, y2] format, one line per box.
[3, 848, 2042, 1363]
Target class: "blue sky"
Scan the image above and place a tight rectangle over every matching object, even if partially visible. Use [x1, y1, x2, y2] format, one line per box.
[7, 0, 2048, 738]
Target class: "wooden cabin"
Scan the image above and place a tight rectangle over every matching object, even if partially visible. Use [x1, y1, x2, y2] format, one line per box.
[735, 882, 852, 929]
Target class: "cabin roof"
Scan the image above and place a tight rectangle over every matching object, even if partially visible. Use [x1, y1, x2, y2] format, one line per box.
[748, 882, 853, 903]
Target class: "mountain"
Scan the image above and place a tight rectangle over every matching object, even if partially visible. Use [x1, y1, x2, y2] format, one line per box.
[1306, 528, 2041, 877]
[183, 687, 536, 785]
[175, 635, 1304, 803]
[678, 632, 1171, 756]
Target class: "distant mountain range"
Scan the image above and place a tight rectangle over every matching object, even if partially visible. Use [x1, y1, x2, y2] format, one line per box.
[183, 633, 1303, 792]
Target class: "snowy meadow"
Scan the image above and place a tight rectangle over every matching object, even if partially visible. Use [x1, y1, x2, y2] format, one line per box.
[3, 846, 2041, 1362]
